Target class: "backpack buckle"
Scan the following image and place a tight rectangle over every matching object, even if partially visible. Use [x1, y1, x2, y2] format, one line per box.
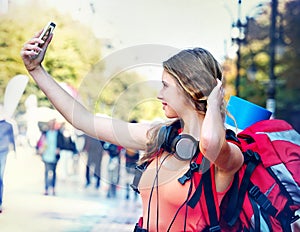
[209, 225, 221, 232]
[178, 162, 199, 185]
[190, 161, 199, 171]
[244, 150, 261, 164]
[248, 184, 260, 199]
[291, 214, 300, 224]
[226, 129, 240, 143]
[249, 184, 278, 216]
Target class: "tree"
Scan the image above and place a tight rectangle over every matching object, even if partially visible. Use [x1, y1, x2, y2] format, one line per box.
[224, 0, 300, 131]
[79, 64, 165, 121]
[0, 3, 101, 112]
[0, 2, 165, 122]
[277, 0, 300, 132]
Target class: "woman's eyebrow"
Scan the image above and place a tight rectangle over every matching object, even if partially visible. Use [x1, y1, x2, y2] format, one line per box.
[162, 80, 168, 86]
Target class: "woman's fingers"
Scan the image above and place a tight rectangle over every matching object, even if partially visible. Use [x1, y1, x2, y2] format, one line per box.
[21, 43, 40, 61]
[22, 37, 41, 52]
[216, 78, 222, 89]
[23, 42, 42, 53]
[207, 78, 225, 107]
[218, 80, 225, 97]
[215, 79, 224, 97]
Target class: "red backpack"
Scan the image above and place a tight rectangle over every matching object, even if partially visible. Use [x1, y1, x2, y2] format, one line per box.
[217, 119, 300, 232]
[132, 119, 300, 231]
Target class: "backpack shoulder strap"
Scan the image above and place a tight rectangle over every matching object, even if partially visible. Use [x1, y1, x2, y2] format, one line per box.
[130, 161, 148, 194]
[187, 155, 209, 208]
[186, 129, 240, 230]
[224, 150, 262, 226]
[202, 161, 222, 232]
[187, 157, 221, 232]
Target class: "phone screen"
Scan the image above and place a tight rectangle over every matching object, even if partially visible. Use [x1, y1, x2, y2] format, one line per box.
[38, 22, 56, 47]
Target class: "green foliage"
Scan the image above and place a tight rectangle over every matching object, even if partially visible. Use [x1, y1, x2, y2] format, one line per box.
[104, 72, 164, 121]
[78, 67, 165, 121]
[227, 0, 300, 131]
[0, 4, 101, 110]
[276, 0, 300, 130]
[0, 3, 165, 122]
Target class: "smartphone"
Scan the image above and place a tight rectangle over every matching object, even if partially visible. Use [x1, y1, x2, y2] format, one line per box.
[37, 21, 56, 47]
[31, 21, 56, 59]
[39, 22, 56, 47]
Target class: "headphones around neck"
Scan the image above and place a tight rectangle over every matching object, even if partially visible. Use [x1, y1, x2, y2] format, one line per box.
[157, 120, 199, 161]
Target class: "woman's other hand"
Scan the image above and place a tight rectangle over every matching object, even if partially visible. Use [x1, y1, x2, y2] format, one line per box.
[207, 79, 224, 110]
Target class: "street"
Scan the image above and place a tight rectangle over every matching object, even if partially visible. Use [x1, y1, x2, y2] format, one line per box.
[0, 144, 141, 232]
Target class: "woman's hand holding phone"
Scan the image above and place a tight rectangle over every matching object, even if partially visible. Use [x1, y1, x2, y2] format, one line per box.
[20, 21, 56, 72]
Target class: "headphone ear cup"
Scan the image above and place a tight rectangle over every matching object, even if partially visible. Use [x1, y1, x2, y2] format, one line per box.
[158, 124, 179, 153]
[166, 125, 180, 153]
[173, 134, 199, 160]
[170, 134, 181, 154]
[157, 126, 167, 150]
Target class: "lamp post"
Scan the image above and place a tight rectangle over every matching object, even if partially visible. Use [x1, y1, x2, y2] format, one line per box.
[235, 37, 242, 97]
[267, 0, 278, 118]
[231, 0, 248, 97]
[233, 0, 283, 117]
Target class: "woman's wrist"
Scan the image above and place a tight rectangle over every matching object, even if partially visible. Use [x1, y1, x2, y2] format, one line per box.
[206, 103, 222, 115]
[28, 64, 43, 74]
[28, 65, 48, 82]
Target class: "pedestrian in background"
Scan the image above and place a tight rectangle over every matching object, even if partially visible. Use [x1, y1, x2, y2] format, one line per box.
[104, 143, 121, 198]
[37, 119, 63, 196]
[123, 119, 140, 200]
[83, 134, 104, 189]
[124, 147, 140, 200]
[58, 122, 78, 181]
[0, 105, 16, 213]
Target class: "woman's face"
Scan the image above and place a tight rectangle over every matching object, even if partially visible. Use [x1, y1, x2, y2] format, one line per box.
[157, 70, 191, 118]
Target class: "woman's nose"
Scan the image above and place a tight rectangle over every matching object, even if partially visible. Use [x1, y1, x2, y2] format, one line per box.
[157, 89, 163, 100]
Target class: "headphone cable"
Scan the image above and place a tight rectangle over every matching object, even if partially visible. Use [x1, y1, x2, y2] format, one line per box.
[146, 153, 171, 231]
[166, 167, 193, 232]
[167, 152, 200, 232]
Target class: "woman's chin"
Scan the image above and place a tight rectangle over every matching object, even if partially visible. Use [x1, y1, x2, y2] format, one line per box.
[164, 113, 178, 119]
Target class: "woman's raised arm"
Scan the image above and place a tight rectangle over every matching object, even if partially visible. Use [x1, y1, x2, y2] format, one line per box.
[200, 79, 243, 174]
[21, 30, 150, 150]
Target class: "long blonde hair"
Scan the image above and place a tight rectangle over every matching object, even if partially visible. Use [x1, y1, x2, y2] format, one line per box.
[139, 48, 225, 164]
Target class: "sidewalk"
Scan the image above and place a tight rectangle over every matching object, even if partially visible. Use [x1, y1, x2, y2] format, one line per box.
[0, 145, 141, 232]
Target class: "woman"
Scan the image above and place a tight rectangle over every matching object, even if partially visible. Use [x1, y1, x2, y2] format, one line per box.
[21, 30, 243, 231]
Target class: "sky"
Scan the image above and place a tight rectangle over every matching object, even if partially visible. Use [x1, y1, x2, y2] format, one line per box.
[42, 0, 270, 80]
[6, 0, 270, 79]
[40, 0, 270, 61]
